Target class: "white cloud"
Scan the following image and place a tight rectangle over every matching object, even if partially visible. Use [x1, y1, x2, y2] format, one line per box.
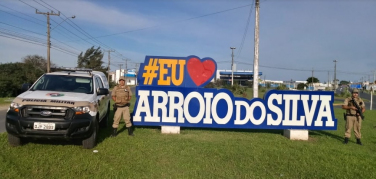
[47, 1, 157, 31]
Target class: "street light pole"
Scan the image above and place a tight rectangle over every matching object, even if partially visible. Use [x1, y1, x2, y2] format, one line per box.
[230, 47, 236, 86]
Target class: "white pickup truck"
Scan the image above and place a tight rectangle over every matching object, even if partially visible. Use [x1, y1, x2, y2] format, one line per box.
[6, 68, 110, 149]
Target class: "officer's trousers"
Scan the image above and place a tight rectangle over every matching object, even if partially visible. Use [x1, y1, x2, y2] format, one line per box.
[112, 106, 132, 128]
[345, 116, 362, 139]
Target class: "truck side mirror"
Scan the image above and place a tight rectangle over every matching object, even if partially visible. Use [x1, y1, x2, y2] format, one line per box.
[21, 83, 31, 93]
[97, 88, 109, 95]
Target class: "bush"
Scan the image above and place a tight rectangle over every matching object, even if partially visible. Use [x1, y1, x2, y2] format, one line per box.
[276, 84, 287, 90]
[0, 62, 44, 97]
[109, 81, 117, 88]
[204, 82, 215, 88]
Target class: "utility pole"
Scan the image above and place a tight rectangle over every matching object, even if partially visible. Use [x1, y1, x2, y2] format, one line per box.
[36, 10, 60, 73]
[123, 58, 129, 77]
[119, 64, 123, 80]
[253, 0, 260, 98]
[230, 47, 236, 86]
[333, 60, 337, 91]
[104, 50, 115, 81]
[135, 63, 140, 85]
[311, 68, 314, 90]
[328, 71, 330, 88]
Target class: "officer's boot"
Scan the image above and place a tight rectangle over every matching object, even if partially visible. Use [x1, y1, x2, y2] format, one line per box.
[127, 127, 134, 136]
[111, 128, 117, 137]
[356, 139, 363, 145]
[343, 137, 349, 144]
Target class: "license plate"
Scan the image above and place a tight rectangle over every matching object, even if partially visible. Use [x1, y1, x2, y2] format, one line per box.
[33, 122, 55, 130]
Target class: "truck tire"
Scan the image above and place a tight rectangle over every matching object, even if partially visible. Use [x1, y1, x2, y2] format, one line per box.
[8, 133, 22, 147]
[82, 120, 98, 149]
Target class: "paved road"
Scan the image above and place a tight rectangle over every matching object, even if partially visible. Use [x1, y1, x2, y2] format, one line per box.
[336, 87, 376, 110]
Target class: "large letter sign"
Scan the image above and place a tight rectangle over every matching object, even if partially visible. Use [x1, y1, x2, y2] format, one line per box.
[133, 55, 337, 130]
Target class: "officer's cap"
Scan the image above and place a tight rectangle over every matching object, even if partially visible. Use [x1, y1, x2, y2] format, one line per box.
[119, 76, 126, 81]
[352, 89, 359, 93]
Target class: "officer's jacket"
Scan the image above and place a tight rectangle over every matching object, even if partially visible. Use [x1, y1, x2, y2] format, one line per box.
[343, 97, 365, 115]
[112, 85, 132, 105]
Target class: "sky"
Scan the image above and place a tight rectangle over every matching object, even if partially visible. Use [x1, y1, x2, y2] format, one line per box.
[0, 0, 375, 83]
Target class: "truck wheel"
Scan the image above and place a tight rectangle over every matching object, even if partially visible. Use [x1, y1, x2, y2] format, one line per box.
[82, 121, 98, 149]
[99, 105, 110, 128]
[8, 133, 22, 147]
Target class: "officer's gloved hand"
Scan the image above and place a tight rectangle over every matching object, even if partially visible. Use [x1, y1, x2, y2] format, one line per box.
[112, 103, 117, 112]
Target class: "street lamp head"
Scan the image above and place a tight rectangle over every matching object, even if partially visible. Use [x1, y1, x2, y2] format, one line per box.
[71, 15, 76, 19]
[230, 47, 236, 50]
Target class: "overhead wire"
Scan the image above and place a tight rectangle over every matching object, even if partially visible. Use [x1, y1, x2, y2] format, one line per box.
[235, 0, 254, 61]
[0, 4, 44, 23]
[0, 33, 78, 57]
[0, 21, 80, 54]
[39, 0, 124, 59]
[0, 9, 45, 27]
[19, 0, 99, 48]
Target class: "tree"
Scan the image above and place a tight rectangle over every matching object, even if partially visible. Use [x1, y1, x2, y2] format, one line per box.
[297, 83, 307, 90]
[306, 77, 319, 84]
[340, 80, 350, 85]
[22, 55, 57, 72]
[0, 62, 44, 97]
[77, 46, 107, 74]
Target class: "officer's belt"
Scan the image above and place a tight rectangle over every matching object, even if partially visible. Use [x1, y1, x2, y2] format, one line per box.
[346, 114, 358, 116]
[116, 103, 130, 108]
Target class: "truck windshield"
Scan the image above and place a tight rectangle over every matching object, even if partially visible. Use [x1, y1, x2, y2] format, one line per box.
[30, 75, 93, 94]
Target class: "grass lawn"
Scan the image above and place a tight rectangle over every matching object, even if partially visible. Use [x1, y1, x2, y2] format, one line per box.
[0, 97, 13, 107]
[1, 93, 376, 178]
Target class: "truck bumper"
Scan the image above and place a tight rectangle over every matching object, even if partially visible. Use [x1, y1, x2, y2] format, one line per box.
[6, 111, 96, 140]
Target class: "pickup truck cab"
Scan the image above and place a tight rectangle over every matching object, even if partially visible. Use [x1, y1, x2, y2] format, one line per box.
[6, 68, 110, 149]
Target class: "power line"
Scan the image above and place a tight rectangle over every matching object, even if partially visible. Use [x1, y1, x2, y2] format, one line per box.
[0, 3, 44, 23]
[19, 0, 99, 47]
[0, 9, 45, 26]
[19, 0, 39, 10]
[32, 0, 53, 12]
[0, 21, 80, 53]
[40, 0, 123, 53]
[235, 0, 254, 61]
[0, 33, 78, 57]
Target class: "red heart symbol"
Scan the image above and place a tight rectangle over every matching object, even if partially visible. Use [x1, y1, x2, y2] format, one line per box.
[187, 57, 215, 86]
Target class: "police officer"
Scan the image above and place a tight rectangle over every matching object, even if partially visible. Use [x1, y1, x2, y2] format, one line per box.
[111, 76, 134, 137]
[342, 88, 365, 145]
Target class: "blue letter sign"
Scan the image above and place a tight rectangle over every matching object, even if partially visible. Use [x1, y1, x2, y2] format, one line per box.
[132, 56, 337, 130]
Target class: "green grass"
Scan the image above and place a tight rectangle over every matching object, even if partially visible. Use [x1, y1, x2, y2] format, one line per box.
[1, 96, 376, 178]
[0, 97, 13, 106]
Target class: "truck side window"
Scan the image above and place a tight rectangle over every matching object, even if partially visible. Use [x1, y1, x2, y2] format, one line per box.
[95, 77, 104, 88]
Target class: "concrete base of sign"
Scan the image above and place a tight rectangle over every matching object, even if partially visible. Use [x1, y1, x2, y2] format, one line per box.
[283, 129, 309, 140]
[161, 126, 180, 134]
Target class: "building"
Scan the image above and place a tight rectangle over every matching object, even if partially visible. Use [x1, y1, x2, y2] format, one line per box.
[109, 69, 137, 85]
[215, 69, 262, 86]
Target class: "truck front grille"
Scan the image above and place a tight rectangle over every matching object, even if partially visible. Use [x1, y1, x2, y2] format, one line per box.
[21, 106, 75, 120]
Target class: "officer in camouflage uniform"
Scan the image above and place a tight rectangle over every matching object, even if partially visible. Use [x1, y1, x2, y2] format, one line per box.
[111, 76, 134, 137]
[342, 88, 365, 145]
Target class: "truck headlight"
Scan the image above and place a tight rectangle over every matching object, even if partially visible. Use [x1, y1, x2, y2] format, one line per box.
[10, 102, 22, 112]
[73, 106, 90, 115]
